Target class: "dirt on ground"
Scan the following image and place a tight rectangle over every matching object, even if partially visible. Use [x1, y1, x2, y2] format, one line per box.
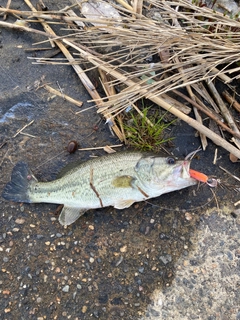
[0, 1, 240, 320]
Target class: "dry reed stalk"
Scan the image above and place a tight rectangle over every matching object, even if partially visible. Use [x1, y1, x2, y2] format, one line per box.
[191, 83, 220, 114]
[222, 91, 240, 113]
[174, 55, 208, 149]
[170, 13, 208, 149]
[116, 114, 126, 144]
[23, 15, 98, 101]
[2, 3, 240, 91]
[2, 0, 240, 157]
[133, 0, 143, 14]
[3, 0, 11, 20]
[206, 81, 240, 148]
[98, 68, 155, 131]
[0, 20, 54, 38]
[159, 94, 191, 115]
[63, 38, 240, 158]
[78, 144, 123, 151]
[13, 120, 34, 138]
[172, 90, 238, 138]
[114, 0, 133, 11]
[98, 69, 125, 141]
[24, 0, 55, 47]
[23, 1, 123, 140]
[189, 91, 208, 150]
[219, 166, 240, 182]
[44, 85, 83, 107]
[0, 7, 55, 16]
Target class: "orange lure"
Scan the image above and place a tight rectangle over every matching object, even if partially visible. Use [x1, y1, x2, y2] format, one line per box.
[189, 169, 218, 187]
[189, 169, 208, 183]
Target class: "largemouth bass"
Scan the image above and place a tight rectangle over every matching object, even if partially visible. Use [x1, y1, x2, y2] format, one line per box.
[2, 152, 197, 226]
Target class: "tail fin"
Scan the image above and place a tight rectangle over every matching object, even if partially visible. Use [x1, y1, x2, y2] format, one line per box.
[2, 162, 36, 203]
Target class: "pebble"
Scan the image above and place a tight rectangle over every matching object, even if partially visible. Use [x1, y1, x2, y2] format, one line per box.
[15, 218, 25, 224]
[3, 290, 10, 295]
[185, 212, 193, 221]
[82, 305, 88, 313]
[89, 257, 94, 263]
[226, 251, 233, 260]
[120, 245, 127, 253]
[159, 233, 170, 240]
[62, 285, 70, 293]
[73, 291, 77, 300]
[93, 310, 99, 318]
[36, 297, 42, 303]
[159, 254, 172, 265]
[148, 307, 160, 317]
[123, 265, 129, 273]
[115, 255, 123, 267]
[138, 267, 144, 273]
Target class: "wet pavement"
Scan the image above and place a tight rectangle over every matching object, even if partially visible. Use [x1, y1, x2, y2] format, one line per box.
[0, 1, 240, 319]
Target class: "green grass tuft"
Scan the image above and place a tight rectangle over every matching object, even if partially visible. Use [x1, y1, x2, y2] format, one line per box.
[123, 107, 175, 152]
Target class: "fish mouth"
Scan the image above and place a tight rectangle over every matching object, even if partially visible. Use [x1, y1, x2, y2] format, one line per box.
[182, 160, 191, 178]
[173, 160, 191, 179]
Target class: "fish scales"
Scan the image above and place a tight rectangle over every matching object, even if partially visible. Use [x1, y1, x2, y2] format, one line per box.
[30, 152, 145, 208]
[2, 152, 197, 226]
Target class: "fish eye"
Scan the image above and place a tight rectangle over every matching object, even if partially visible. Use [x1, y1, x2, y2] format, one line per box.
[167, 157, 175, 165]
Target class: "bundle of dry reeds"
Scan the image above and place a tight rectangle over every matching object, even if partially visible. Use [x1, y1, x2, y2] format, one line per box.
[1, 0, 240, 158]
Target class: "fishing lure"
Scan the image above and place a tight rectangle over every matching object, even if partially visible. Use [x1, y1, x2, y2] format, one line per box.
[189, 169, 218, 187]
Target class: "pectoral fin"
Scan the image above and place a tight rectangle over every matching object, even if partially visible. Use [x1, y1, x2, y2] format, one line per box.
[114, 199, 135, 209]
[112, 175, 136, 188]
[59, 206, 87, 226]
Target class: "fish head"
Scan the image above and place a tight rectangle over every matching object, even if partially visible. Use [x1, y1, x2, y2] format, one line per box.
[135, 156, 197, 195]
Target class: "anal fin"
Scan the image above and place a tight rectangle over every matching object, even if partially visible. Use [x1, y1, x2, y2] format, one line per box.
[59, 206, 87, 226]
[114, 199, 135, 209]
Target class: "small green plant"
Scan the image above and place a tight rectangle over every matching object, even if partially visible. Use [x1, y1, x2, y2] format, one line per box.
[123, 107, 175, 152]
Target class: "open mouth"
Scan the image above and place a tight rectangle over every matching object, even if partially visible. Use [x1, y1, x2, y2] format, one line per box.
[182, 160, 191, 179]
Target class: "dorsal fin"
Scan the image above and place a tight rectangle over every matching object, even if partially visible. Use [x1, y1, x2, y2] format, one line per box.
[57, 160, 84, 179]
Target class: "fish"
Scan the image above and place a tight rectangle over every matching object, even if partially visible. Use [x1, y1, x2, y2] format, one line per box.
[1, 152, 197, 226]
